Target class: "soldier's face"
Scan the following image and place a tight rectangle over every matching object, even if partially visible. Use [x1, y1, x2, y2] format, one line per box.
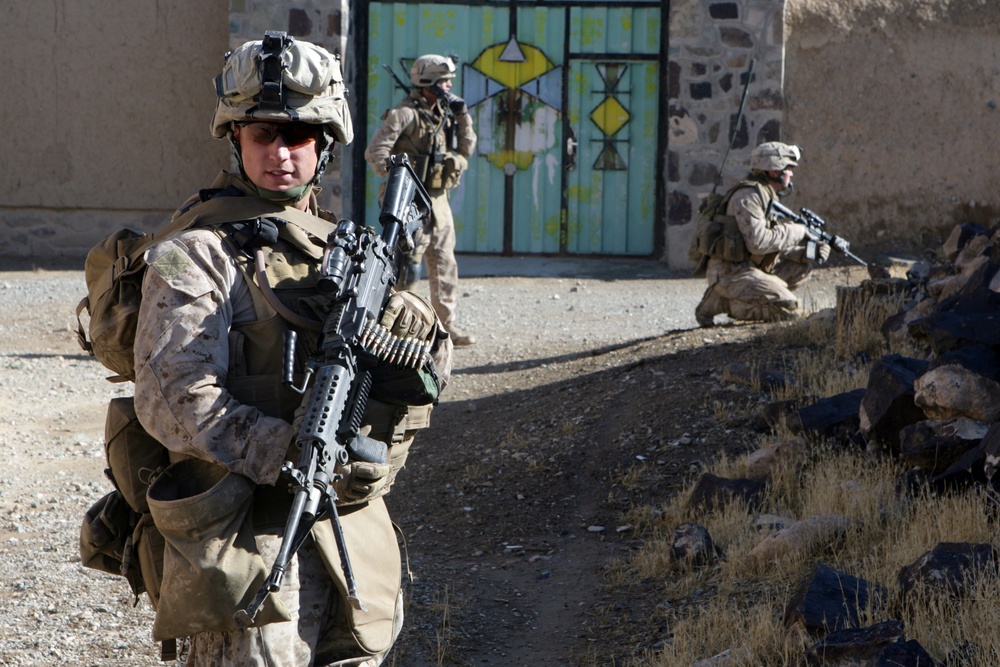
[771, 167, 794, 189]
[234, 122, 320, 192]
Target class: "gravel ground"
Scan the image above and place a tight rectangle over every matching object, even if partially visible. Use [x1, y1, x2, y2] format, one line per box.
[0, 258, 849, 666]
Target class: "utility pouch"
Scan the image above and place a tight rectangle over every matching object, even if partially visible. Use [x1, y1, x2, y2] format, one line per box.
[441, 154, 468, 190]
[105, 396, 171, 514]
[717, 216, 749, 263]
[132, 512, 165, 608]
[147, 458, 290, 641]
[79, 490, 146, 596]
[425, 162, 445, 190]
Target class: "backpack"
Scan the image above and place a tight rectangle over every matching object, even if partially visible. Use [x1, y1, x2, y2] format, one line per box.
[687, 181, 769, 276]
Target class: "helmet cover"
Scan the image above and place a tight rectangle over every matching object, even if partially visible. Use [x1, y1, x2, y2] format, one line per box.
[750, 141, 801, 172]
[211, 31, 354, 145]
[409, 54, 457, 88]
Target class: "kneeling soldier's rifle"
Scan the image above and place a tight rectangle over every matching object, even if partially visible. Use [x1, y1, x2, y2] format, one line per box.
[235, 154, 432, 627]
[771, 200, 868, 267]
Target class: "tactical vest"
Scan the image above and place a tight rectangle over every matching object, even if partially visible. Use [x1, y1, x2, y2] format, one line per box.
[215, 211, 431, 492]
[387, 96, 467, 191]
[688, 179, 776, 276]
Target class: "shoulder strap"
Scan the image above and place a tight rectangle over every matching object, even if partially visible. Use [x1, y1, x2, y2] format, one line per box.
[174, 196, 337, 259]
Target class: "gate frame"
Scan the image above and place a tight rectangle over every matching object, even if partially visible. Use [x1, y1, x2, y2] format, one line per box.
[346, 0, 670, 259]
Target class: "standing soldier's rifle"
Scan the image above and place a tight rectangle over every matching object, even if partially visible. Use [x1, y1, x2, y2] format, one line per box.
[234, 154, 432, 627]
[771, 200, 868, 267]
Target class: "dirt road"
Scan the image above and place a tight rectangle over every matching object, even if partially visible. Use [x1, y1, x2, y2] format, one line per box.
[0, 258, 853, 665]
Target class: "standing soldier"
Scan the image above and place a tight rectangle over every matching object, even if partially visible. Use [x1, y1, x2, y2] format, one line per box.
[132, 33, 451, 665]
[690, 141, 832, 327]
[365, 54, 478, 346]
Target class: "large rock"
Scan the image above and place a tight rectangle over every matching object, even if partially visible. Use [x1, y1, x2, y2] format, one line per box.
[686, 472, 764, 512]
[898, 417, 989, 475]
[925, 343, 999, 381]
[898, 542, 1000, 600]
[859, 355, 929, 451]
[741, 436, 808, 480]
[941, 222, 991, 262]
[914, 364, 1000, 422]
[909, 309, 1000, 354]
[748, 515, 852, 567]
[792, 389, 866, 441]
[784, 563, 887, 636]
[797, 620, 904, 666]
[671, 523, 717, 566]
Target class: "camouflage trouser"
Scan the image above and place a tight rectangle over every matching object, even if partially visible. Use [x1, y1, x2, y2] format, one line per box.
[411, 190, 459, 329]
[183, 533, 401, 667]
[705, 255, 813, 322]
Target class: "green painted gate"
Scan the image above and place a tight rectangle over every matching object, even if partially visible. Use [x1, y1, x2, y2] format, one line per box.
[353, 0, 665, 256]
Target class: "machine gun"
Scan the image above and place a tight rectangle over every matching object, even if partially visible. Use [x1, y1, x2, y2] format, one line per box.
[234, 154, 432, 627]
[771, 200, 868, 267]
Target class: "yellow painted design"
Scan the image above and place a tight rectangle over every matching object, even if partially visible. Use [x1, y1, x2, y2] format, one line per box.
[544, 213, 561, 239]
[645, 15, 661, 51]
[620, 10, 632, 32]
[486, 149, 536, 171]
[580, 17, 604, 47]
[473, 43, 554, 89]
[591, 97, 630, 137]
[394, 8, 406, 27]
[566, 185, 594, 202]
[422, 8, 455, 38]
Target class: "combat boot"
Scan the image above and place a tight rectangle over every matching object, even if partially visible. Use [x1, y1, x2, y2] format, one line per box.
[695, 284, 728, 328]
[448, 326, 476, 346]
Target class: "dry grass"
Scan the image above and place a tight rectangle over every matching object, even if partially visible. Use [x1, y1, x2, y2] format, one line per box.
[626, 282, 1000, 665]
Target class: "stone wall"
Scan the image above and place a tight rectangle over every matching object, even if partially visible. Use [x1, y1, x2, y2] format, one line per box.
[665, 0, 787, 267]
[0, 1, 229, 259]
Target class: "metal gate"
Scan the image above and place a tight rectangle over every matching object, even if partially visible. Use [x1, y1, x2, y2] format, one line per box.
[352, 0, 666, 256]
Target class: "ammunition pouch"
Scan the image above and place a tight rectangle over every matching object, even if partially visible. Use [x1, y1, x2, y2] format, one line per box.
[412, 152, 450, 190]
[689, 214, 749, 268]
[441, 154, 468, 190]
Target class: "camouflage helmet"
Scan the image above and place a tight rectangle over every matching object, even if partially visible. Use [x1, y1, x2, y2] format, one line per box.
[409, 54, 457, 88]
[750, 141, 801, 172]
[211, 31, 354, 145]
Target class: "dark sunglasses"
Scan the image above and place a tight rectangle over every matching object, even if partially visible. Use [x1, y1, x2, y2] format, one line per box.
[237, 122, 319, 148]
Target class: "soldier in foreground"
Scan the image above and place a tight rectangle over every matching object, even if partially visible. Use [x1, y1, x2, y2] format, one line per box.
[133, 34, 451, 665]
[365, 54, 478, 346]
[690, 141, 832, 327]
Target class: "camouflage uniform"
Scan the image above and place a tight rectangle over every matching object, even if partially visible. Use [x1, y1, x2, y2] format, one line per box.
[135, 172, 447, 666]
[364, 89, 476, 340]
[698, 181, 812, 323]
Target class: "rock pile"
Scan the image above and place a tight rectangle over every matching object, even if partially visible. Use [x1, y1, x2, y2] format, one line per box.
[675, 222, 1000, 665]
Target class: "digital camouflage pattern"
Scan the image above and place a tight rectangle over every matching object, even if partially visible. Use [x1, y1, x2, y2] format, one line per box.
[697, 183, 814, 324]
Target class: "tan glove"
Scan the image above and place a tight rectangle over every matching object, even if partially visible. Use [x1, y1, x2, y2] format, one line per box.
[817, 242, 831, 263]
[334, 460, 393, 504]
[381, 290, 437, 341]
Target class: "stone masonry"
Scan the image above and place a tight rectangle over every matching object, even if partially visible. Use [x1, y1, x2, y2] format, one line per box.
[666, 0, 786, 265]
